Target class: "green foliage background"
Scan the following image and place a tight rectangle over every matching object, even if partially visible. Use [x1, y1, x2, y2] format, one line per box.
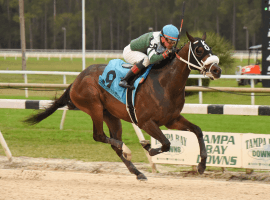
[0, 0, 262, 50]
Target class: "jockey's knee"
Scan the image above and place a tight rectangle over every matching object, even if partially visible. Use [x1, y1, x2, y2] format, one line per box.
[142, 57, 150, 67]
[161, 142, 171, 152]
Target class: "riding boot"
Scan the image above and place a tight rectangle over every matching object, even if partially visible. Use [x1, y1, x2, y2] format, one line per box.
[119, 60, 145, 89]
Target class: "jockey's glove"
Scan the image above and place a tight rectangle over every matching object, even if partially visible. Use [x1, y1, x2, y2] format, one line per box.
[162, 47, 178, 59]
[162, 49, 171, 59]
[168, 47, 177, 55]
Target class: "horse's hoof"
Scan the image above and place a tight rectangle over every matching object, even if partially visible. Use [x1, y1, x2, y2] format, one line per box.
[148, 148, 155, 156]
[140, 140, 150, 150]
[149, 148, 162, 156]
[197, 162, 206, 174]
[137, 173, 148, 181]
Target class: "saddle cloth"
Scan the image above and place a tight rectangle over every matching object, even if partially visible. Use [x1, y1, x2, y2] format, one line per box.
[98, 59, 153, 106]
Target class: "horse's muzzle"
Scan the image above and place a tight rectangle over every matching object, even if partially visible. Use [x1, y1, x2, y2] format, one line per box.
[208, 63, 222, 80]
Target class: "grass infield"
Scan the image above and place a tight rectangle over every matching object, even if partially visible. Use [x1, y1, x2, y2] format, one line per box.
[0, 108, 269, 163]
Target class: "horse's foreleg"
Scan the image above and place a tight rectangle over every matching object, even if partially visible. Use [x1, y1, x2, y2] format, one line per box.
[141, 120, 171, 156]
[103, 111, 147, 180]
[166, 115, 207, 174]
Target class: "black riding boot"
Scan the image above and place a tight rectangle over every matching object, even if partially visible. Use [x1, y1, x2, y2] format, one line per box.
[119, 60, 145, 89]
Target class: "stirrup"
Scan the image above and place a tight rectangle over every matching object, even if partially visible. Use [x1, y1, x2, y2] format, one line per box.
[119, 80, 135, 90]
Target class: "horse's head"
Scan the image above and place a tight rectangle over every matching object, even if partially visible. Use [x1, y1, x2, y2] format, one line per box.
[178, 32, 222, 80]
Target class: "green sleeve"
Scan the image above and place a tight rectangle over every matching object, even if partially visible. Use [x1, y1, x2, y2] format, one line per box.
[130, 32, 153, 53]
[148, 49, 165, 64]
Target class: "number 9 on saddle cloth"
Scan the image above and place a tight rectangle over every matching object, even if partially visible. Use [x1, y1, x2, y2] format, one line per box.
[98, 59, 153, 106]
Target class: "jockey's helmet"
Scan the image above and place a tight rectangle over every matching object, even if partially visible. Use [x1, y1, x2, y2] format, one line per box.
[160, 24, 179, 41]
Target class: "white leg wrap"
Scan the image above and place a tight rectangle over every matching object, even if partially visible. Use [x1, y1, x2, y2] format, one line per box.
[123, 45, 150, 67]
[122, 143, 132, 161]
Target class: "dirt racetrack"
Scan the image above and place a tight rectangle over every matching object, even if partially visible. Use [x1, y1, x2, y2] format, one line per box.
[0, 156, 270, 200]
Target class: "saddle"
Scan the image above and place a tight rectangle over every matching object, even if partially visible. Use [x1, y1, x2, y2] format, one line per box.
[98, 59, 153, 125]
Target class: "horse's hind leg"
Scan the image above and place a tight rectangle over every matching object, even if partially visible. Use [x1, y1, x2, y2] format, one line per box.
[92, 117, 132, 161]
[71, 91, 131, 161]
[165, 115, 207, 174]
[103, 110, 147, 180]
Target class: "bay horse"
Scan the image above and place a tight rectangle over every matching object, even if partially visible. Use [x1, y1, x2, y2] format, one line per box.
[25, 32, 221, 180]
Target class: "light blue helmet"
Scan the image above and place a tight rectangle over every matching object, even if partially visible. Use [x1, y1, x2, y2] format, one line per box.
[160, 24, 179, 41]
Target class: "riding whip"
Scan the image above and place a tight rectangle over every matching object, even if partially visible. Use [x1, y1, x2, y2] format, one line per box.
[175, 1, 186, 48]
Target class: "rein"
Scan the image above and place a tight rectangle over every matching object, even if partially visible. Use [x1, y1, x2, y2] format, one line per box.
[175, 42, 219, 76]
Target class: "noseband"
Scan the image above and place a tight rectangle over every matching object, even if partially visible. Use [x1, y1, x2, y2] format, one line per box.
[175, 40, 219, 75]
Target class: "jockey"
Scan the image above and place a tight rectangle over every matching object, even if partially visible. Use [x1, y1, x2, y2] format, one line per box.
[119, 24, 179, 88]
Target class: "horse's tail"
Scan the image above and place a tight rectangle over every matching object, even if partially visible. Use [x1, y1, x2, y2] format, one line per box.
[24, 84, 75, 125]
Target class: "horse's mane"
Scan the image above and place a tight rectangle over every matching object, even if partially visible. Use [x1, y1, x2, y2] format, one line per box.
[152, 45, 185, 70]
[152, 56, 175, 69]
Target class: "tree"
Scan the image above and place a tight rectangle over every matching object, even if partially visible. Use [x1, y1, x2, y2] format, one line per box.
[0, 0, 263, 50]
[238, 0, 261, 46]
[19, 0, 26, 70]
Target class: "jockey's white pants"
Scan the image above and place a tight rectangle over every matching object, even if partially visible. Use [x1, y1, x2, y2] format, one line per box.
[123, 44, 150, 67]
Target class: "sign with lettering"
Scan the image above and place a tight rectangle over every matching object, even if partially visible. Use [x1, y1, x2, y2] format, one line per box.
[151, 130, 198, 165]
[151, 131, 242, 168]
[200, 132, 241, 167]
[242, 134, 270, 169]
[151, 131, 270, 170]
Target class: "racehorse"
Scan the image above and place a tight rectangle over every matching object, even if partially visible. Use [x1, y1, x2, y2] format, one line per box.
[24, 32, 221, 180]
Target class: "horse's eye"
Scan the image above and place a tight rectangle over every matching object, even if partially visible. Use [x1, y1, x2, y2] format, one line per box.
[195, 47, 204, 57]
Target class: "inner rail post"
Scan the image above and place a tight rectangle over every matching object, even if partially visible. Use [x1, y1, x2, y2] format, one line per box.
[24, 73, 28, 98]
[251, 78, 255, 105]
[60, 74, 68, 130]
[198, 78, 203, 104]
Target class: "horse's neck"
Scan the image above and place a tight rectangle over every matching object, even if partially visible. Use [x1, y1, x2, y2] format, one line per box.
[164, 44, 191, 96]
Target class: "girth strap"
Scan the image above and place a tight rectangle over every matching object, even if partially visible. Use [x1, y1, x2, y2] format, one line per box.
[126, 88, 138, 125]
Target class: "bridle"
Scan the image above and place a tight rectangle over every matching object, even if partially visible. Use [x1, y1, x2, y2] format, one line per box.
[175, 40, 219, 76]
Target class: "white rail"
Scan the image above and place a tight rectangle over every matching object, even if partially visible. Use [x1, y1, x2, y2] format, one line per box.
[0, 49, 260, 59]
[0, 70, 269, 105]
[0, 51, 124, 60]
[0, 70, 79, 75]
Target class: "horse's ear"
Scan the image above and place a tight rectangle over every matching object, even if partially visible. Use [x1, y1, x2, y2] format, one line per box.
[186, 31, 195, 43]
[202, 32, 206, 40]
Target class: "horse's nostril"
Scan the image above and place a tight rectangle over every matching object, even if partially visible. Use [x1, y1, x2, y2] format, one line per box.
[213, 69, 218, 74]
